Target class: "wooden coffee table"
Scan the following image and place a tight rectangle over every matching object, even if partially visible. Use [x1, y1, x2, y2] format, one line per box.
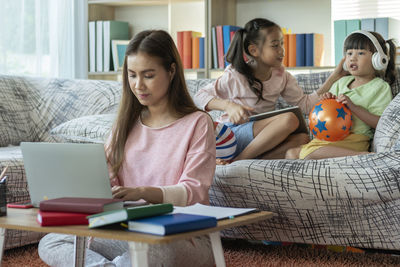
[0, 208, 273, 267]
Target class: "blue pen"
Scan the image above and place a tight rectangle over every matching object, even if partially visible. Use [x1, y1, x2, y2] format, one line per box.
[0, 176, 7, 184]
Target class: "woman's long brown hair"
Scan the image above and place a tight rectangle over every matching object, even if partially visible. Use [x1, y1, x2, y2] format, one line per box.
[107, 30, 201, 178]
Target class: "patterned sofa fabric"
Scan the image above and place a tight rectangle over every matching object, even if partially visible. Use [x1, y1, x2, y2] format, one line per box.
[0, 75, 121, 249]
[196, 70, 400, 250]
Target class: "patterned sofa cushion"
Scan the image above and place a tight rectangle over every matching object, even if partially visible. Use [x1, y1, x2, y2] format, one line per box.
[373, 93, 400, 152]
[50, 114, 115, 143]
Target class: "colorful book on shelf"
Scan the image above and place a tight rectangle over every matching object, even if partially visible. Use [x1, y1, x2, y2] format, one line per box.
[88, 21, 96, 73]
[182, 31, 202, 69]
[192, 36, 200, 69]
[345, 19, 360, 35]
[283, 33, 289, 67]
[87, 203, 173, 228]
[215, 25, 225, 69]
[96, 20, 104, 72]
[222, 25, 241, 67]
[288, 33, 297, 67]
[199, 37, 205, 69]
[177, 31, 184, 64]
[334, 20, 347, 65]
[128, 213, 217, 236]
[211, 27, 218, 69]
[296, 33, 306, 67]
[103, 20, 130, 72]
[39, 197, 124, 214]
[37, 210, 90, 226]
[361, 18, 375, 31]
[305, 33, 324, 67]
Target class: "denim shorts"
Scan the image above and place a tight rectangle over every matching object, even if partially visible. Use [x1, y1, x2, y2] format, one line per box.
[225, 121, 254, 158]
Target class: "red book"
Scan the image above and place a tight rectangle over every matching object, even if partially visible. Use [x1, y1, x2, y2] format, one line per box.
[37, 210, 90, 226]
[177, 31, 184, 63]
[182, 31, 192, 69]
[215, 25, 224, 69]
[39, 197, 124, 214]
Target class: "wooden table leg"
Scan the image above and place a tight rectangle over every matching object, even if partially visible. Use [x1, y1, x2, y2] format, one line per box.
[209, 231, 226, 267]
[129, 241, 149, 267]
[0, 228, 5, 262]
[73, 235, 87, 267]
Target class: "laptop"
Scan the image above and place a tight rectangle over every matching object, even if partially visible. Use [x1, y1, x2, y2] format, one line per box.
[21, 142, 113, 207]
[249, 106, 309, 134]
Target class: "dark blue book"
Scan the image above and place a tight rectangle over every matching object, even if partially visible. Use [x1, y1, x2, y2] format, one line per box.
[296, 33, 306, 67]
[199, 37, 205, 69]
[128, 213, 217, 236]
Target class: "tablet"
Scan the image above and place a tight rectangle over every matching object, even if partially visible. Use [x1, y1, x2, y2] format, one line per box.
[249, 106, 309, 134]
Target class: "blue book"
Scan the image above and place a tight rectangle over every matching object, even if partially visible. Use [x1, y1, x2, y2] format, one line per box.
[305, 33, 314, 67]
[222, 25, 241, 67]
[375, 17, 388, 39]
[334, 20, 347, 65]
[361, 18, 375, 31]
[211, 27, 218, 69]
[128, 213, 217, 236]
[346, 19, 360, 35]
[296, 34, 306, 67]
[199, 37, 205, 69]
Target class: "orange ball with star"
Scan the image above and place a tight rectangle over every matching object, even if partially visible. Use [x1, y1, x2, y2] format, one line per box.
[309, 99, 353, 141]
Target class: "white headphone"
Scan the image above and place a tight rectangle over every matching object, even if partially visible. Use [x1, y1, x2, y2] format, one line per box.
[342, 30, 389, 71]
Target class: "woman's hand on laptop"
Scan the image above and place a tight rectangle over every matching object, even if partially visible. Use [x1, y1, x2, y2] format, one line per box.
[112, 185, 163, 204]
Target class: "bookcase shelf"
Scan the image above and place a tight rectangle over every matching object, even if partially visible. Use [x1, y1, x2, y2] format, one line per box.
[86, 0, 333, 80]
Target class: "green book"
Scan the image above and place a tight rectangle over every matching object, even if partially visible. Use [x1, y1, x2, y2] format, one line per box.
[87, 203, 173, 228]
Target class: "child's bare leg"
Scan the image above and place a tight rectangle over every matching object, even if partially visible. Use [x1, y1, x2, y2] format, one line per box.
[262, 133, 309, 160]
[305, 146, 370, 160]
[234, 112, 299, 160]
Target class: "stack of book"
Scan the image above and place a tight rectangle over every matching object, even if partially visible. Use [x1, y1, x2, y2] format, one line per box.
[210, 25, 241, 69]
[88, 20, 130, 73]
[37, 197, 124, 226]
[283, 32, 324, 68]
[176, 31, 205, 69]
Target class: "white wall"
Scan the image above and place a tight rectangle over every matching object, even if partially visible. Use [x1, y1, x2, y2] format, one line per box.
[236, 0, 332, 66]
[115, 5, 169, 37]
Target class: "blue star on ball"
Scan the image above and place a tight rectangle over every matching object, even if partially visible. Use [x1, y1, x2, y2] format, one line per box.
[313, 104, 323, 116]
[336, 107, 348, 120]
[315, 119, 328, 133]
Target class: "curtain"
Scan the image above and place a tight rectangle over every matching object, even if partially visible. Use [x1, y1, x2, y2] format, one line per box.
[0, 0, 87, 79]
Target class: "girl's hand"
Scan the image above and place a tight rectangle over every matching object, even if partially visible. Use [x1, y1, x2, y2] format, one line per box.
[332, 58, 349, 79]
[225, 102, 254, 124]
[320, 92, 336, 100]
[112, 186, 143, 201]
[336, 94, 355, 109]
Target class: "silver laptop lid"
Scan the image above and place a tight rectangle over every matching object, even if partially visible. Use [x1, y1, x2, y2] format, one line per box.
[21, 142, 113, 207]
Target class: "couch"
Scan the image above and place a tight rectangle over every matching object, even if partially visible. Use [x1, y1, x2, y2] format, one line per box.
[0, 69, 399, 250]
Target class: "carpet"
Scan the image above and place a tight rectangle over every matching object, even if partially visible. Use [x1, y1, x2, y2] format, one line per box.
[3, 239, 400, 266]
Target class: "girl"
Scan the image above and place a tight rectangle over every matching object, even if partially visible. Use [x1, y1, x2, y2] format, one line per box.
[38, 30, 216, 267]
[195, 18, 345, 161]
[286, 30, 396, 160]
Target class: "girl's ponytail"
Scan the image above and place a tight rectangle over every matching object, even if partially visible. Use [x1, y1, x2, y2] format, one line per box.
[226, 18, 279, 102]
[226, 28, 264, 100]
[384, 39, 397, 85]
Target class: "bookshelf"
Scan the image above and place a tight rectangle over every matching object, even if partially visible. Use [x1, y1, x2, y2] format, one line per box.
[87, 0, 333, 80]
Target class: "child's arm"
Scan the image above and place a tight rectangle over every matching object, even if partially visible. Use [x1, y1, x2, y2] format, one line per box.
[206, 98, 254, 124]
[337, 94, 380, 128]
[316, 58, 348, 96]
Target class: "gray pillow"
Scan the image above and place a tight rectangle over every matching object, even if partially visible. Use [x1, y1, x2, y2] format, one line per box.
[51, 114, 115, 143]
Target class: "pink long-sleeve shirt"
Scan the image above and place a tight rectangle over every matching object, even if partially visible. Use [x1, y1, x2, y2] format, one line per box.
[194, 65, 319, 123]
[112, 111, 216, 206]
